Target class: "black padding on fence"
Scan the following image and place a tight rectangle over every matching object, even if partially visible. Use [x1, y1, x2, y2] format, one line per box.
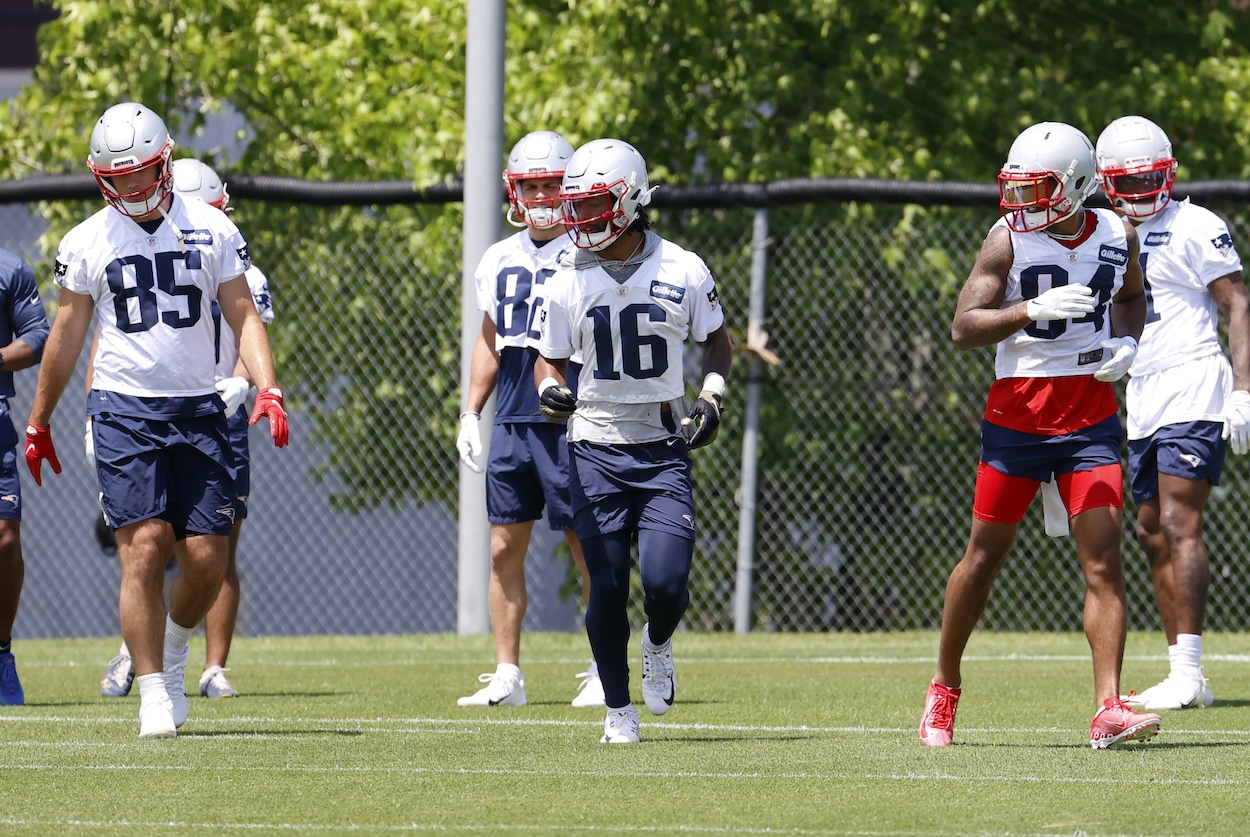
[2, 173, 1245, 209]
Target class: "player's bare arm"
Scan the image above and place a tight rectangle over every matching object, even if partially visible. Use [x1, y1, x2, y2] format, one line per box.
[1210, 271, 1250, 391]
[950, 226, 1027, 350]
[465, 314, 501, 414]
[219, 275, 277, 391]
[1109, 220, 1146, 342]
[700, 324, 733, 380]
[534, 354, 569, 388]
[27, 288, 93, 427]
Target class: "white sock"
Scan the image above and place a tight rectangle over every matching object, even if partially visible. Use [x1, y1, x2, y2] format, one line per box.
[1174, 634, 1203, 676]
[164, 616, 193, 660]
[136, 673, 168, 702]
[496, 663, 521, 681]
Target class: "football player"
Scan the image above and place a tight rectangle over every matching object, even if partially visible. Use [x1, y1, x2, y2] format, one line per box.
[456, 131, 603, 709]
[0, 248, 50, 706]
[24, 102, 287, 738]
[919, 121, 1161, 750]
[1095, 115, 1250, 711]
[99, 157, 275, 703]
[535, 138, 733, 743]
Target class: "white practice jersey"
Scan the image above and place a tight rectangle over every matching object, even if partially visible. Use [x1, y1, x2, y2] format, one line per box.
[216, 265, 274, 380]
[55, 194, 250, 398]
[1129, 199, 1243, 377]
[993, 209, 1131, 380]
[474, 231, 573, 352]
[538, 232, 725, 444]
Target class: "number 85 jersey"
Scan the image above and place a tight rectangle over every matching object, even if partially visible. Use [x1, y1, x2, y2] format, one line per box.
[994, 208, 1130, 380]
[539, 232, 724, 412]
[54, 194, 250, 398]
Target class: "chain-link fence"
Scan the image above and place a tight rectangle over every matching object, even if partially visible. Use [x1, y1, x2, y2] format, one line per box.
[4, 177, 1250, 638]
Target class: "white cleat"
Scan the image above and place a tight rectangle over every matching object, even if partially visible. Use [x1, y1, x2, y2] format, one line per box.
[1124, 670, 1214, 711]
[572, 661, 606, 708]
[164, 645, 190, 728]
[457, 670, 527, 707]
[199, 666, 240, 699]
[601, 705, 640, 744]
[640, 624, 675, 716]
[138, 696, 177, 739]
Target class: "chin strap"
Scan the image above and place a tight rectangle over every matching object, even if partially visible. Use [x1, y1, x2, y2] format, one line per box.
[157, 203, 185, 253]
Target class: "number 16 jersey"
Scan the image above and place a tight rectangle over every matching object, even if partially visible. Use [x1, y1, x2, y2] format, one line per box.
[55, 194, 250, 399]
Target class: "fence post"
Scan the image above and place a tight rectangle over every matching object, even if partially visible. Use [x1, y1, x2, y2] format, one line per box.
[733, 207, 771, 634]
[457, 0, 505, 635]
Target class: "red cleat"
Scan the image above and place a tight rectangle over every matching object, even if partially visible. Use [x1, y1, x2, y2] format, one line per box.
[1090, 696, 1161, 750]
[920, 680, 961, 747]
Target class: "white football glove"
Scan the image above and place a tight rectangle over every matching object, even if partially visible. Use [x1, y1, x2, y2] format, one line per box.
[1026, 284, 1095, 321]
[84, 417, 95, 468]
[1093, 337, 1137, 382]
[215, 376, 251, 416]
[457, 411, 484, 473]
[1222, 390, 1250, 456]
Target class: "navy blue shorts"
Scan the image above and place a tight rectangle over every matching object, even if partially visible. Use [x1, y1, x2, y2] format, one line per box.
[486, 421, 574, 529]
[980, 414, 1124, 481]
[0, 402, 21, 521]
[94, 412, 238, 537]
[568, 439, 695, 542]
[1128, 420, 1226, 503]
[226, 407, 251, 521]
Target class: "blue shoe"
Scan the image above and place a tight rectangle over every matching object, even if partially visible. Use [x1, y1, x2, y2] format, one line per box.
[0, 653, 25, 705]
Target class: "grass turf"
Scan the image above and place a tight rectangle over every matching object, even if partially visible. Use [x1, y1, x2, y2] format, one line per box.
[2, 630, 1249, 836]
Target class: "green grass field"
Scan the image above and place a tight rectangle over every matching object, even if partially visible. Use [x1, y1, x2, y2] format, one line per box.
[3, 630, 1249, 836]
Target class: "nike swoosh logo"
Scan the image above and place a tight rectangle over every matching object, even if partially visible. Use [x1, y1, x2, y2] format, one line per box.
[663, 682, 674, 705]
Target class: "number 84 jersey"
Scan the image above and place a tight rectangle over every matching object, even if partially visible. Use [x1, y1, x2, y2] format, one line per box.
[54, 195, 250, 398]
[994, 208, 1130, 380]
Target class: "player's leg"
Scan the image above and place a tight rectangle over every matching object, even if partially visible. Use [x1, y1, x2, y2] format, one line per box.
[1062, 462, 1161, 748]
[532, 421, 602, 705]
[933, 462, 1030, 689]
[201, 520, 242, 698]
[115, 517, 179, 737]
[0, 514, 24, 706]
[0, 410, 24, 704]
[581, 529, 634, 706]
[202, 408, 250, 698]
[1130, 422, 1222, 709]
[488, 519, 534, 667]
[459, 425, 549, 707]
[921, 458, 1030, 747]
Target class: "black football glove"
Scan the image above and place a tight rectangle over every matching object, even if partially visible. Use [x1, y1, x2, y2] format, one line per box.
[683, 391, 722, 449]
[539, 384, 576, 422]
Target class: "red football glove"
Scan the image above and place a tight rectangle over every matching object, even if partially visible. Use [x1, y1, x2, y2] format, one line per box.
[24, 423, 62, 486]
[249, 386, 289, 448]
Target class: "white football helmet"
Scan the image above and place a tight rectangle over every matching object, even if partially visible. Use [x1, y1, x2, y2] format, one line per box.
[504, 131, 574, 229]
[87, 102, 175, 218]
[998, 122, 1098, 233]
[559, 138, 656, 251]
[172, 158, 231, 211]
[1095, 116, 1177, 219]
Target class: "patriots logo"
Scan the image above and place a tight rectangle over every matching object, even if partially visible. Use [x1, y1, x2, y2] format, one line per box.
[707, 287, 720, 310]
[1179, 453, 1204, 469]
[217, 507, 237, 524]
[237, 244, 252, 267]
[0, 494, 18, 508]
[53, 261, 68, 281]
[1212, 232, 1235, 258]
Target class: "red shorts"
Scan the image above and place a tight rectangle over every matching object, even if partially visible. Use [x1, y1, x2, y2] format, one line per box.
[973, 461, 1123, 525]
